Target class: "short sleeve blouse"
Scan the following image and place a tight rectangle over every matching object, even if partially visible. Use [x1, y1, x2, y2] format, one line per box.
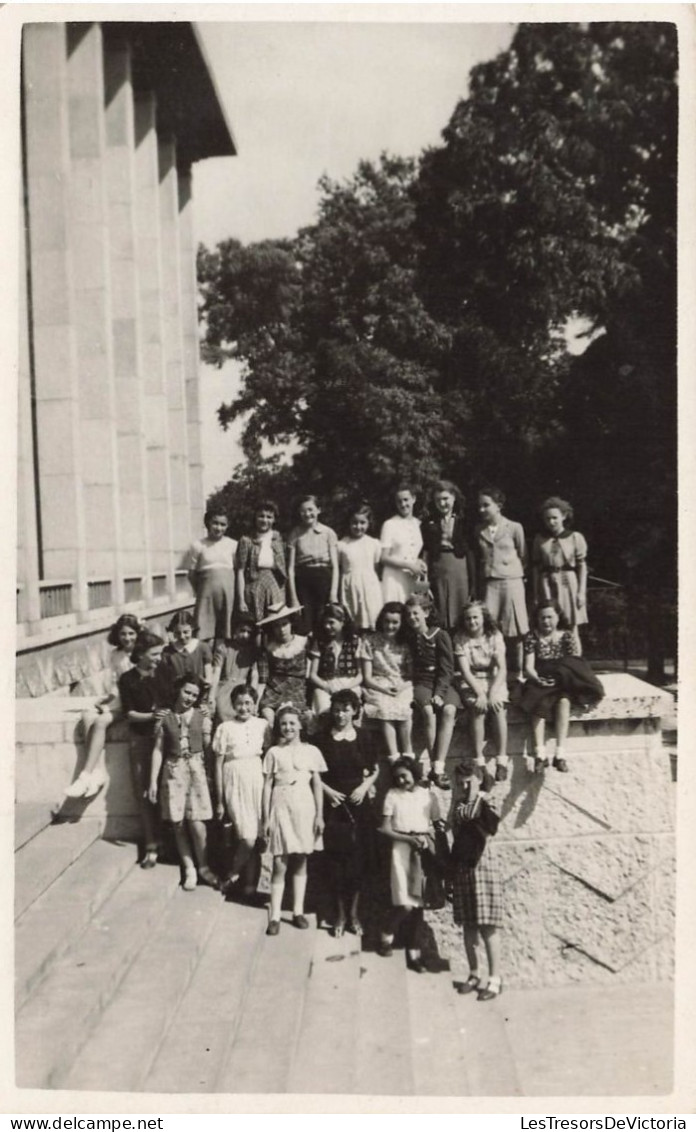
[262, 742, 328, 785]
[288, 523, 337, 568]
[524, 630, 579, 659]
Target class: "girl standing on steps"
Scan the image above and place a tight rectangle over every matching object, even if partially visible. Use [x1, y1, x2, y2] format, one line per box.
[377, 758, 444, 972]
[65, 613, 141, 799]
[212, 684, 270, 901]
[262, 704, 327, 936]
[475, 486, 529, 680]
[532, 496, 588, 653]
[318, 689, 378, 938]
[287, 495, 339, 637]
[337, 502, 383, 631]
[450, 757, 504, 1001]
[186, 509, 237, 644]
[148, 675, 219, 892]
[236, 500, 287, 623]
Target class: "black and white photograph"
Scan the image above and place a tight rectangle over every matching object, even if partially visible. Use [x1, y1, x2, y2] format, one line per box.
[7, 2, 692, 1113]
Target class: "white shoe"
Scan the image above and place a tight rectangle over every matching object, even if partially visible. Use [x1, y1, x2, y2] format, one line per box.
[64, 772, 90, 798]
[83, 767, 107, 798]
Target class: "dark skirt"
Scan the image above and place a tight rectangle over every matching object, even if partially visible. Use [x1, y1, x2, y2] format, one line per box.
[518, 657, 604, 721]
[430, 552, 471, 631]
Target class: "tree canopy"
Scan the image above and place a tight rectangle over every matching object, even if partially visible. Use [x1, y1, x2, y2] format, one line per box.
[198, 20, 677, 601]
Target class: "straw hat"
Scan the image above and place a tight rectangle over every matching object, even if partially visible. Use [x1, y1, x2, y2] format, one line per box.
[256, 601, 303, 628]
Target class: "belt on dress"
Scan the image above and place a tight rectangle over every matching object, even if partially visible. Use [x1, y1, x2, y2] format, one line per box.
[166, 750, 203, 762]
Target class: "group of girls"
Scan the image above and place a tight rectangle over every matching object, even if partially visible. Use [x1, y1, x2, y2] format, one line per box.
[62, 480, 604, 1002]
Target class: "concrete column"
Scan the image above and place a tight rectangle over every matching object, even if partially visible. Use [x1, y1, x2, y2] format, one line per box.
[103, 40, 152, 602]
[17, 160, 41, 632]
[178, 166, 205, 536]
[22, 23, 87, 613]
[158, 137, 192, 583]
[66, 23, 124, 606]
[133, 92, 175, 594]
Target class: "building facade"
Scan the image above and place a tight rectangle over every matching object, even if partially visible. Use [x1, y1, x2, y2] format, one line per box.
[17, 21, 235, 696]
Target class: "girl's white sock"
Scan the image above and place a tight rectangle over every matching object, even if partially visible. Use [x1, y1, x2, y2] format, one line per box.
[269, 879, 284, 922]
[292, 872, 307, 916]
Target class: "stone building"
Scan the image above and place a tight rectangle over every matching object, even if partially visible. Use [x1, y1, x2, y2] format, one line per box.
[16, 21, 235, 697]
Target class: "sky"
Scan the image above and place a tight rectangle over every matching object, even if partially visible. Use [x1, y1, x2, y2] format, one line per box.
[190, 19, 516, 499]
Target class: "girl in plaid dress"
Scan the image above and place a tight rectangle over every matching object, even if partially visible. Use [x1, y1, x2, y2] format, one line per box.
[450, 757, 503, 1000]
[148, 675, 219, 892]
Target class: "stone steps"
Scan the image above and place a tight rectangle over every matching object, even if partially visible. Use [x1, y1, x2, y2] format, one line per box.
[16, 837, 137, 1010]
[16, 853, 181, 1089]
[15, 819, 101, 920]
[15, 801, 54, 850]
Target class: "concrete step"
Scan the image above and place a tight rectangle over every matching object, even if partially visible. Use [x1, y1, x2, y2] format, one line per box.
[407, 964, 475, 1097]
[452, 982, 523, 1096]
[15, 819, 101, 920]
[15, 802, 54, 850]
[143, 899, 268, 1094]
[286, 925, 362, 1094]
[15, 839, 137, 1010]
[355, 948, 415, 1096]
[16, 860, 180, 1089]
[61, 884, 225, 1093]
[215, 913, 317, 1094]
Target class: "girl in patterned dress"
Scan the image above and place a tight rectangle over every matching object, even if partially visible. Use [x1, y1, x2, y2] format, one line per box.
[148, 675, 219, 892]
[453, 601, 509, 782]
[532, 497, 588, 652]
[337, 502, 383, 630]
[360, 601, 415, 763]
[405, 592, 459, 789]
[236, 500, 287, 623]
[256, 602, 310, 729]
[450, 757, 504, 1001]
[65, 613, 141, 799]
[519, 600, 603, 774]
[262, 705, 327, 936]
[212, 684, 270, 901]
[185, 510, 237, 644]
[308, 602, 362, 716]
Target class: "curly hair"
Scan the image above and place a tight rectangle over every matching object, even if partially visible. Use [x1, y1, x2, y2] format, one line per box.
[330, 688, 362, 715]
[375, 601, 407, 639]
[455, 600, 500, 639]
[106, 613, 142, 648]
[478, 485, 506, 508]
[540, 496, 573, 528]
[532, 598, 569, 629]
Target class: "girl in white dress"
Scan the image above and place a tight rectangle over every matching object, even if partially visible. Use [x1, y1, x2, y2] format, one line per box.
[262, 705, 327, 936]
[378, 759, 443, 972]
[379, 485, 426, 603]
[213, 684, 270, 901]
[338, 503, 383, 630]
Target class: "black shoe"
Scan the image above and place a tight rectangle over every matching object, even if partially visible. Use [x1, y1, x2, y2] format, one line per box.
[377, 939, 393, 958]
[266, 920, 281, 936]
[495, 762, 509, 783]
[292, 913, 309, 930]
[429, 770, 452, 790]
[406, 954, 426, 973]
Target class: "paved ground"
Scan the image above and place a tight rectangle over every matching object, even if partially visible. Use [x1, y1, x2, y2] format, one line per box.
[15, 818, 674, 1099]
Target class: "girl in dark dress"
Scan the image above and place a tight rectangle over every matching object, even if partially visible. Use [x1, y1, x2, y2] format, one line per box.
[421, 480, 476, 631]
[318, 689, 378, 937]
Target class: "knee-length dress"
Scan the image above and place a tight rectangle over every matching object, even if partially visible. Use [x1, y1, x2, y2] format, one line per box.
[338, 535, 383, 630]
[186, 535, 237, 641]
[318, 730, 376, 874]
[263, 742, 327, 855]
[422, 516, 475, 631]
[451, 787, 503, 929]
[533, 530, 588, 630]
[258, 635, 309, 715]
[379, 515, 423, 604]
[383, 786, 441, 908]
[477, 518, 529, 637]
[157, 708, 213, 823]
[212, 716, 268, 841]
[519, 630, 603, 719]
[452, 631, 508, 707]
[360, 632, 413, 721]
